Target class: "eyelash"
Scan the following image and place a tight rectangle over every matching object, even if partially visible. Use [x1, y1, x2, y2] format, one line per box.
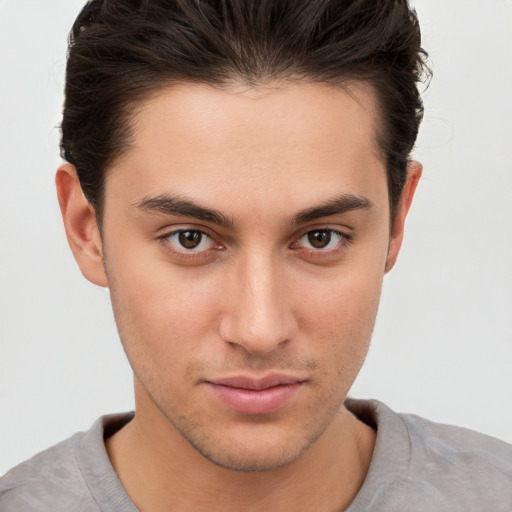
[157, 229, 222, 260]
[157, 227, 353, 261]
[291, 228, 352, 257]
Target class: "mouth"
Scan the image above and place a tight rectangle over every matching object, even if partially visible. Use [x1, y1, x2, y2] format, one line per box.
[205, 374, 306, 415]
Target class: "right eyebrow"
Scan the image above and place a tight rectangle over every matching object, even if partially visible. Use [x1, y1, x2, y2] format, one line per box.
[134, 194, 234, 228]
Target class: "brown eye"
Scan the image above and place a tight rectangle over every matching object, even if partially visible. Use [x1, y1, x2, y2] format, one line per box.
[162, 228, 221, 259]
[307, 230, 332, 248]
[178, 230, 203, 249]
[295, 229, 347, 252]
[165, 230, 215, 252]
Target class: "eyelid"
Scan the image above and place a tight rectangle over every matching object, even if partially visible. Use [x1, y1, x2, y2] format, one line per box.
[291, 224, 353, 243]
[156, 223, 219, 242]
[289, 226, 353, 257]
[157, 225, 224, 259]
[168, 230, 215, 251]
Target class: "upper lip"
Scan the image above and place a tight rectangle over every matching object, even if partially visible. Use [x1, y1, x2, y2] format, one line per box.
[207, 374, 305, 390]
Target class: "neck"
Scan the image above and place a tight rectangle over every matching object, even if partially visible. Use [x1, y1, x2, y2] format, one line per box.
[106, 393, 375, 512]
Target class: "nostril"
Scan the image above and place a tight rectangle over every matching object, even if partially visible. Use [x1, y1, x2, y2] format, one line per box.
[219, 313, 294, 355]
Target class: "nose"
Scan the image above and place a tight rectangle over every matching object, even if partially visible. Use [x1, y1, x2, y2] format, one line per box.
[218, 254, 298, 355]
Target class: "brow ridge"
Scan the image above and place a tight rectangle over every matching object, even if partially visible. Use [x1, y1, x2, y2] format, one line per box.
[135, 192, 372, 228]
[135, 194, 234, 227]
[292, 194, 373, 225]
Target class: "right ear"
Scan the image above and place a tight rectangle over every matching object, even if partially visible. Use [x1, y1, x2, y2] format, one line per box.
[55, 163, 108, 287]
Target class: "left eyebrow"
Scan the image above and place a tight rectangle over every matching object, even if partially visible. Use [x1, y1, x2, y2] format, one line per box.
[291, 194, 373, 225]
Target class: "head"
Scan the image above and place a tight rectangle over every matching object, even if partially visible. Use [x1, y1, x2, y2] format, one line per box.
[61, 0, 427, 223]
[57, 0, 428, 472]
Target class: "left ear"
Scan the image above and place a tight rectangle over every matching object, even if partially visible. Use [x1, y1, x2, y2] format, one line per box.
[385, 161, 422, 273]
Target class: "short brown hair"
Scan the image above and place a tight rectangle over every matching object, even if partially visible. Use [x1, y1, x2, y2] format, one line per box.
[61, 0, 429, 221]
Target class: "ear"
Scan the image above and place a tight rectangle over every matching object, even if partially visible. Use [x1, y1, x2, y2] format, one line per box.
[385, 161, 422, 273]
[56, 163, 108, 287]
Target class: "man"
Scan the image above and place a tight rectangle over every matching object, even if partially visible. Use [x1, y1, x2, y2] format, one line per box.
[1, 0, 511, 510]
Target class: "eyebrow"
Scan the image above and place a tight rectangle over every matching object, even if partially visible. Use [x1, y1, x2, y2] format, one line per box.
[135, 194, 234, 228]
[135, 192, 372, 228]
[291, 194, 373, 225]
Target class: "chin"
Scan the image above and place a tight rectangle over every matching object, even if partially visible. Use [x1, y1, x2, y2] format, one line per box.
[181, 420, 328, 473]
[191, 439, 307, 473]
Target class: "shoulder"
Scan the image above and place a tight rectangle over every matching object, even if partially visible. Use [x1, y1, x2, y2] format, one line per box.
[0, 413, 135, 512]
[346, 399, 512, 511]
[401, 408, 512, 472]
[0, 435, 95, 511]
[400, 409, 512, 500]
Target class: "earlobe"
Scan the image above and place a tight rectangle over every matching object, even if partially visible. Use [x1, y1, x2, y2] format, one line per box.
[385, 161, 422, 273]
[56, 164, 108, 287]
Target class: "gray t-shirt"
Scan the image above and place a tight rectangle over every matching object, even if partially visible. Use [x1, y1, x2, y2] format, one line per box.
[1, 399, 511, 511]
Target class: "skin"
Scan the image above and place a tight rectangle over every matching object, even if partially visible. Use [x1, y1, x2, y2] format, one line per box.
[56, 81, 421, 511]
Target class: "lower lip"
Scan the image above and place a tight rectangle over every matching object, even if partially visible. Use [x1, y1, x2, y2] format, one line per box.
[206, 382, 302, 414]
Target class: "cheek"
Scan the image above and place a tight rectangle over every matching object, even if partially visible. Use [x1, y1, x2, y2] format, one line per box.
[106, 250, 223, 363]
[296, 263, 384, 370]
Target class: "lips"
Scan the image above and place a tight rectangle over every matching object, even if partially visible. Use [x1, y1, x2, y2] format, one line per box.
[205, 374, 305, 414]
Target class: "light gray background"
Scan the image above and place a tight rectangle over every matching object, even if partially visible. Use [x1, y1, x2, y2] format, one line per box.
[1, 0, 511, 474]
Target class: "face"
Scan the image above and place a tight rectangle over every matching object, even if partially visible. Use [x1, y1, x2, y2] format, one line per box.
[97, 82, 397, 471]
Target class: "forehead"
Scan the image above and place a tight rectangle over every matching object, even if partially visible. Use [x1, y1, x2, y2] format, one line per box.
[106, 81, 388, 217]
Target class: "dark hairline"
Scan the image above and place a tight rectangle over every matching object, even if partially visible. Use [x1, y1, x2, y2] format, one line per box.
[92, 77, 387, 228]
[62, 0, 428, 230]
